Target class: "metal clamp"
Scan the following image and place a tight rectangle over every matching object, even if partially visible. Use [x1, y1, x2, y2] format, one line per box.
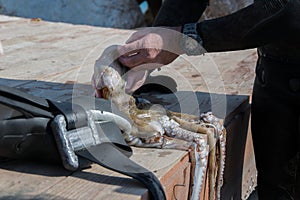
[50, 113, 102, 171]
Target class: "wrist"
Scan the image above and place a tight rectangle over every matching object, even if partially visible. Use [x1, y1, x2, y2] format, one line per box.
[180, 23, 205, 56]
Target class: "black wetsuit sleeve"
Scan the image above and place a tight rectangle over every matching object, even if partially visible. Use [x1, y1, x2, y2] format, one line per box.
[197, 0, 290, 52]
[153, 0, 209, 26]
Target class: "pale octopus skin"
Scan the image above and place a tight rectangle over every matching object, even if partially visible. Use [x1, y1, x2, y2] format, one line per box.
[92, 46, 226, 200]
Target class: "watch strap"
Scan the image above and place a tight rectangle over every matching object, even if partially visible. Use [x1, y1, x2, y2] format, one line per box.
[182, 23, 203, 46]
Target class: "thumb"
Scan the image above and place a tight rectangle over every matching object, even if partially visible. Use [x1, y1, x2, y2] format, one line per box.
[125, 70, 149, 94]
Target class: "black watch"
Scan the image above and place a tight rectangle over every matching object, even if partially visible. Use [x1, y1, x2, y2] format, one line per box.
[180, 23, 205, 56]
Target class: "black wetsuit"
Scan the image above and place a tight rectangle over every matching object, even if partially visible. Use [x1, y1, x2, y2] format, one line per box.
[154, 0, 300, 199]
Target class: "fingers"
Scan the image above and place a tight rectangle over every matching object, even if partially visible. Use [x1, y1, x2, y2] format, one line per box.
[118, 40, 145, 68]
[118, 40, 141, 58]
[92, 74, 103, 98]
[118, 30, 163, 68]
[125, 70, 149, 94]
[118, 39, 155, 68]
[118, 40, 162, 68]
[130, 62, 163, 72]
[94, 89, 102, 98]
[119, 51, 148, 68]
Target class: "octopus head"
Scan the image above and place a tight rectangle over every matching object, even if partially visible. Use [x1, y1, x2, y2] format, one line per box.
[93, 45, 129, 99]
[93, 65, 126, 99]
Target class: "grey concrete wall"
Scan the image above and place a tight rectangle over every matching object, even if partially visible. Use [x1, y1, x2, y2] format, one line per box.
[0, 0, 145, 28]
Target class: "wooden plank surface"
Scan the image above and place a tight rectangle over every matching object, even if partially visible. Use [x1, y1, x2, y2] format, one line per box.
[0, 151, 188, 200]
[0, 79, 189, 199]
[0, 16, 191, 199]
[0, 15, 257, 199]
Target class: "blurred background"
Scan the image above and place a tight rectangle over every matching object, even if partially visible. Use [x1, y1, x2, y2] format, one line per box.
[0, 0, 253, 29]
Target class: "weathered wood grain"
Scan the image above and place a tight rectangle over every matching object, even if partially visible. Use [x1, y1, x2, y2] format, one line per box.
[0, 15, 257, 199]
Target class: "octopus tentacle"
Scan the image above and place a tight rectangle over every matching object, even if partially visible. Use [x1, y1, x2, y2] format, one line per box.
[93, 64, 226, 200]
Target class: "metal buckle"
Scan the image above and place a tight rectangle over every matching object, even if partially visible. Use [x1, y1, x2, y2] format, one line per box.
[50, 113, 103, 171]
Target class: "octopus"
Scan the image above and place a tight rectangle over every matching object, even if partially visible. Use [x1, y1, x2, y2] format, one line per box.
[92, 45, 226, 200]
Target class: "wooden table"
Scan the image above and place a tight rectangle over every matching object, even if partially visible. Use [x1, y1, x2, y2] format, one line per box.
[0, 15, 257, 199]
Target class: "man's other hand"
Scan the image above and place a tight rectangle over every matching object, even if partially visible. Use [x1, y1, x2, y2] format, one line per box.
[118, 27, 183, 69]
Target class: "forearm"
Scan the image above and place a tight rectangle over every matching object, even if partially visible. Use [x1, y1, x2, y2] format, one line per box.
[153, 0, 209, 26]
[197, 0, 290, 52]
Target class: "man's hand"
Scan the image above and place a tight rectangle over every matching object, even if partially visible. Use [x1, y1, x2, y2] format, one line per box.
[118, 26, 183, 69]
[92, 45, 153, 96]
[93, 27, 184, 96]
